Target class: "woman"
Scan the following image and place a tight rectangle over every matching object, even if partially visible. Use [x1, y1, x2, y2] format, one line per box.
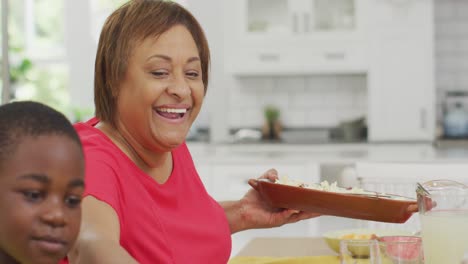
[69, 1, 319, 263]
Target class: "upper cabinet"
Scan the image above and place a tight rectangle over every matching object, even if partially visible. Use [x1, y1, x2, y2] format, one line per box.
[366, 0, 435, 141]
[223, 0, 368, 75]
[245, 0, 356, 36]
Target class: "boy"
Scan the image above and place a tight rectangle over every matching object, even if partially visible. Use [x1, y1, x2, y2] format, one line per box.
[0, 101, 85, 264]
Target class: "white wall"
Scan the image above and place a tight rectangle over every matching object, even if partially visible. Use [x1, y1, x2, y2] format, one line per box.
[228, 75, 367, 128]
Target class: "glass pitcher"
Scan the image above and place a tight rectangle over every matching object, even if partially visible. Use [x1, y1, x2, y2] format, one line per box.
[417, 180, 468, 264]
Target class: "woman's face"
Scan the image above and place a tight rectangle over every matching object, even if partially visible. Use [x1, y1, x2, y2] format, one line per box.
[116, 25, 205, 152]
[0, 135, 84, 264]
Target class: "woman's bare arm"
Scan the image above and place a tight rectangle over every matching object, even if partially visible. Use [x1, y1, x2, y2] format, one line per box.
[220, 169, 320, 234]
[68, 196, 139, 264]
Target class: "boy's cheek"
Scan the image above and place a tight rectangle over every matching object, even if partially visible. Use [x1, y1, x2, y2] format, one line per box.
[65, 209, 82, 241]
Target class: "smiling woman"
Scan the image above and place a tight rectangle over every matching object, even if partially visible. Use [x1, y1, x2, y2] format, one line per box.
[67, 1, 320, 264]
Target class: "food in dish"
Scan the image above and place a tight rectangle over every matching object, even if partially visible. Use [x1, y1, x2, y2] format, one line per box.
[256, 178, 418, 223]
[274, 176, 412, 201]
[275, 175, 370, 194]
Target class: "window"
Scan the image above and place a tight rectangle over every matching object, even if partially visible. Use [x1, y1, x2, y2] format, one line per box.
[4, 0, 68, 114]
[1, 0, 187, 120]
[1, 0, 126, 118]
[90, 0, 127, 42]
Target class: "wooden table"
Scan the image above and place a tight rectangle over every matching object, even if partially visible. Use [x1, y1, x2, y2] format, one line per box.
[236, 237, 337, 257]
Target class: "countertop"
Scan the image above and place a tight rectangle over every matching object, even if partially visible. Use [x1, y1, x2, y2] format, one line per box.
[229, 237, 340, 264]
[187, 141, 468, 165]
[189, 142, 468, 260]
[235, 237, 336, 257]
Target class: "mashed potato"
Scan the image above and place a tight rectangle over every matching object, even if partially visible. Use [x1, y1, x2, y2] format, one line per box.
[275, 175, 374, 195]
[274, 175, 413, 201]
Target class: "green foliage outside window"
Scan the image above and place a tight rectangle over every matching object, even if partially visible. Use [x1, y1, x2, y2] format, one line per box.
[8, 46, 33, 84]
[4, 0, 132, 120]
[7, 0, 68, 117]
[34, 0, 64, 48]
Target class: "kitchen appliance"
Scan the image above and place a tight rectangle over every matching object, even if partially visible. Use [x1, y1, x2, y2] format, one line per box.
[443, 91, 468, 138]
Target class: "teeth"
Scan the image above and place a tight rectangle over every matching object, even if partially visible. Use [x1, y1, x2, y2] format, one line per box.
[157, 108, 187, 114]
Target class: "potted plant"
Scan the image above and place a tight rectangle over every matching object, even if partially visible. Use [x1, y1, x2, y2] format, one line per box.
[262, 105, 282, 140]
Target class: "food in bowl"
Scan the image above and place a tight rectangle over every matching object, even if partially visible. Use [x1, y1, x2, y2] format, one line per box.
[323, 228, 414, 256]
[378, 236, 423, 263]
[340, 233, 378, 240]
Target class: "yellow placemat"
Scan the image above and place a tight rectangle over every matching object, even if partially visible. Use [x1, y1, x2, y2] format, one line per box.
[228, 256, 340, 264]
[228, 256, 383, 264]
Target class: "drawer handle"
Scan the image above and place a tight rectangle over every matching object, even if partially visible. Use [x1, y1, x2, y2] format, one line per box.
[258, 53, 280, 62]
[325, 52, 346, 60]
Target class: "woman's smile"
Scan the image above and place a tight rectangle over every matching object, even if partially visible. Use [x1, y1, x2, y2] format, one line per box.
[154, 106, 189, 120]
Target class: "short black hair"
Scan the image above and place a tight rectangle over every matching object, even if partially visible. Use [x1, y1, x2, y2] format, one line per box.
[0, 101, 83, 169]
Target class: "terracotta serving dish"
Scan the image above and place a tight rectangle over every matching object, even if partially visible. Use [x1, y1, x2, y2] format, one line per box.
[256, 181, 418, 223]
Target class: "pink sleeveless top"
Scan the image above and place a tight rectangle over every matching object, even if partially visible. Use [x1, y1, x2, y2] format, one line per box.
[70, 118, 231, 263]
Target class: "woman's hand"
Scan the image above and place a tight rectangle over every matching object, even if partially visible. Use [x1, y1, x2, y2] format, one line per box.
[221, 169, 321, 234]
[242, 169, 320, 230]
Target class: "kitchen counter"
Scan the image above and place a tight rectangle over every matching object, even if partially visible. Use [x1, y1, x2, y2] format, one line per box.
[235, 237, 336, 257]
[187, 141, 468, 165]
[229, 237, 340, 264]
[188, 141, 468, 258]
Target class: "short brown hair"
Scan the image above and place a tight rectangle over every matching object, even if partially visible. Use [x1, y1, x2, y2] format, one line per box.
[94, 0, 210, 125]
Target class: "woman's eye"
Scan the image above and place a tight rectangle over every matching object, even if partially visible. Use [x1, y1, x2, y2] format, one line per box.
[65, 196, 82, 208]
[186, 71, 199, 79]
[22, 191, 43, 202]
[150, 71, 168, 78]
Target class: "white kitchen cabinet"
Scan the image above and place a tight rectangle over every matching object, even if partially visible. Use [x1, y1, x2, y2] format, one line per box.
[241, 0, 358, 36]
[191, 153, 322, 256]
[210, 162, 316, 201]
[223, 0, 368, 75]
[190, 146, 320, 200]
[367, 0, 435, 141]
[206, 160, 321, 257]
[195, 164, 213, 195]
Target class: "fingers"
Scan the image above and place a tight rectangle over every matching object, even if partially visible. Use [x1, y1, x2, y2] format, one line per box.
[407, 204, 418, 213]
[259, 168, 278, 181]
[248, 179, 259, 190]
[249, 168, 279, 190]
[280, 209, 321, 224]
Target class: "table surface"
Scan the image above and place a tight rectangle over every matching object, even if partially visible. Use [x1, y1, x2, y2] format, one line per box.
[236, 237, 337, 257]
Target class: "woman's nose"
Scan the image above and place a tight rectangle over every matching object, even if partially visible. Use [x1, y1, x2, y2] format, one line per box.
[167, 74, 191, 99]
[40, 198, 66, 228]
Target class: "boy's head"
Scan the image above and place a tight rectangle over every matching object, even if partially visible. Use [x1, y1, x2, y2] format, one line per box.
[0, 101, 85, 264]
